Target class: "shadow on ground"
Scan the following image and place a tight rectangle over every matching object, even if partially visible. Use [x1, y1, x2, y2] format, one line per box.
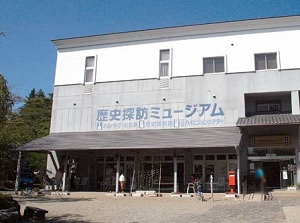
[43, 214, 92, 223]
[14, 195, 94, 204]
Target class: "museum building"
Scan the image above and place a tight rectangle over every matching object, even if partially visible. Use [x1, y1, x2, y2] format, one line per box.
[19, 16, 300, 193]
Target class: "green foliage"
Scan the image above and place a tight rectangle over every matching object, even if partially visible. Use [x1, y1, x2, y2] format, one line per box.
[0, 87, 52, 183]
[19, 88, 52, 139]
[0, 74, 14, 124]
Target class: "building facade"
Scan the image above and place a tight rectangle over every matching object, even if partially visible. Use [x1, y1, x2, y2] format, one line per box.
[20, 16, 300, 193]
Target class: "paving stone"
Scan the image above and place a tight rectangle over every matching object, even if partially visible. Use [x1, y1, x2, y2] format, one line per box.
[10, 191, 300, 223]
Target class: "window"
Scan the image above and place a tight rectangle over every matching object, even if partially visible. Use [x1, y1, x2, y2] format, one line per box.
[159, 49, 171, 78]
[256, 100, 281, 114]
[84, 56, 96, 83]
[203, 57, 224, 74]
[255, 53, 277, 70]
[194, 155, 203, 160]
[228, 154, 237, 160]
[205, 155, 215, 160]
[216, 154, 226, 160]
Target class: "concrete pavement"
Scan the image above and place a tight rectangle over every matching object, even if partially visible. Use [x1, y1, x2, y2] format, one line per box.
[6, 190, 300, 223]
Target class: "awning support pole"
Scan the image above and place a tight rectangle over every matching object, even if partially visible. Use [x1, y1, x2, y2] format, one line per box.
[62, 152, 68, 192]
[14, 151, 21, 193]
[173, 154, 178, 193]
[116, 155, 120, 193]
[235, 145, 241, 195]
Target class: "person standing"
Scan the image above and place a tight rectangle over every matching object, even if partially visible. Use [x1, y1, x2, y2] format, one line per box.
[255, 165, 266, 200]
[119, 173, 126, 192]
[55, 168, 63, 191]
[69, 165, 76, 191]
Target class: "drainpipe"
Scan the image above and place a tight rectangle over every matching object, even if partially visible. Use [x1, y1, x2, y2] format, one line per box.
[235, 145, 241, 195]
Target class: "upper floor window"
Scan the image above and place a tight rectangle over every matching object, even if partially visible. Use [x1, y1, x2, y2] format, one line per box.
[203, 57, 224, 74]
[255, 53, 277, 70]
[159, 49, 171, 78]
[84, 56, 96, 83]
[256, 100, 281, 114]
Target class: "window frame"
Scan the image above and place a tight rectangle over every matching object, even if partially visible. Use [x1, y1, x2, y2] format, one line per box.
[84, 56, 97, 84]
[203, 56, 225, 74]
[254, 52, 278, 71]
[159, 49, 172, 79]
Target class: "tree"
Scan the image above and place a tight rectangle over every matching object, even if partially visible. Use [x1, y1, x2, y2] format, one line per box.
[0, 74, 16, 186]
[0, 74, 14, 124]
[16, 89, 52, 176]
[0, 87, 52, 186]
[19, 88, 52, 139]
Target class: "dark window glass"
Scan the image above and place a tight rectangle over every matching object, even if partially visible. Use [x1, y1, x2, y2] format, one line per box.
[194, 155, 204, 160]
[205, 155, 215, 160]
[164, 156, 173, 161]
[106, 156, 115, 162]
[203, 58, 214, 73]
[143, 156, 152, 161]
[228, 154, 237, 160]
[216, 154, 226, 160]
[214, 57, 225, 72]
[255, 53, 277, 70]
[266, 53, 277, 69]
[126, 156, 135, 161]
[203, 57, 224, 74]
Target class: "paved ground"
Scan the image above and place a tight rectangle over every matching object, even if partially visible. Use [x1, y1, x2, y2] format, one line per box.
[5, 190, 300, 223]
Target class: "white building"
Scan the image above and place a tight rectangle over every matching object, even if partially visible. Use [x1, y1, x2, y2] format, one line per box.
[20, 16, 300, 193]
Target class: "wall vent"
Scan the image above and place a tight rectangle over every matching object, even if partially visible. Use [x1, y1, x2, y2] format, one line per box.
[159, 78, 170, 89]
[83, 84, 94, 94]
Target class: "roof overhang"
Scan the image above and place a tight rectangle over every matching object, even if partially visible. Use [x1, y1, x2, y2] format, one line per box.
[52, 16, 300, 50]
[236, 114, 300, 127]
[17, 127, 241, 152]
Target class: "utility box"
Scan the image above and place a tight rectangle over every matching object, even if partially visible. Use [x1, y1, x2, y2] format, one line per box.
[228, 171, 236, 193]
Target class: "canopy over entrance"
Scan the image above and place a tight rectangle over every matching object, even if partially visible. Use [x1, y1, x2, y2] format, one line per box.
[17, 127, 241, 151]
[236, 114, 300, 127]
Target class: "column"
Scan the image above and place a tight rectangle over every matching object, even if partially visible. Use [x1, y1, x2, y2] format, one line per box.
[173, 155, 178, 193]
[62, 153, 68, 192]
[235, 145, 241, 195]
[297, 126, 300, 188]
[14, 151, 21, 192]
[115, 155, 120, 193]
[291, 90, 300, 115]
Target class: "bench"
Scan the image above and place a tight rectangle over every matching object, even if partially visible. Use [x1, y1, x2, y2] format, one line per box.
[23, 206, 48, 223]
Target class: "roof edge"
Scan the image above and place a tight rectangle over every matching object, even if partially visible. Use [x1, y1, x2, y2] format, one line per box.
[52, 15, 300, 50]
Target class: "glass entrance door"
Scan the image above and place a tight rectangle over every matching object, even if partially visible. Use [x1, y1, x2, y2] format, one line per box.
[262, 161, 280, 188]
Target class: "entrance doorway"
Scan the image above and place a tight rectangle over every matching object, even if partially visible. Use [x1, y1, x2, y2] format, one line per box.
[262, 162, 280, 188]
[248, 156, 295, 189]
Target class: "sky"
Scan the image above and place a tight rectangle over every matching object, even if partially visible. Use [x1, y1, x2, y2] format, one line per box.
[1, 0, 300, 106]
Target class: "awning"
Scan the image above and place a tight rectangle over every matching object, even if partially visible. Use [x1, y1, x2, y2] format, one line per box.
[236, 114, 300, 127]
[17, 127, 241, 151]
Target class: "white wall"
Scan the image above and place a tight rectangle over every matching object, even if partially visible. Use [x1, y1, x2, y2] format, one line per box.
[54, 29, 300, 86]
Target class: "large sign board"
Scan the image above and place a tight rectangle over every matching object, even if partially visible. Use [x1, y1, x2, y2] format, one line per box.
[250, 135, 293, 147]
[96, 102, 225, 131]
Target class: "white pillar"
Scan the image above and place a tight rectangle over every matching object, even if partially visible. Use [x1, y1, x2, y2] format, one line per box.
[210, 175, 214, 201]
[62, 154, 68, 192]
[297, 126, 300, 188]
[47, 151, 60, 179]
[235, 145, 241, 195]
[173, 155, 178, 193]
[291, 90, 300, 115]
[115, 155, 120, 193]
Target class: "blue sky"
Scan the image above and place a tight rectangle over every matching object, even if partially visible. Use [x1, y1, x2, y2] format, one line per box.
[0, 0, 300, 105]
